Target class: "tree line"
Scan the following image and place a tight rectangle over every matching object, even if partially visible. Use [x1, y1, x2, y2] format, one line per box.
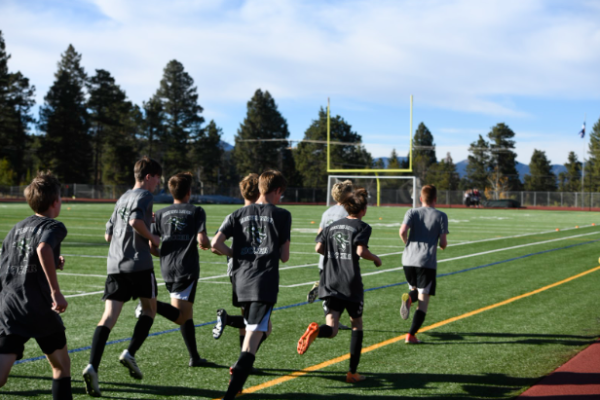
[1, 32, 600, 192]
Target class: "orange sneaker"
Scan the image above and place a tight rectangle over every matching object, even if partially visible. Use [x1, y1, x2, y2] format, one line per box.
[297, 322, 319, 355]
[346, 372, 366, 383]
[400, 293, 412, 320]
[405, 333, 422, 344]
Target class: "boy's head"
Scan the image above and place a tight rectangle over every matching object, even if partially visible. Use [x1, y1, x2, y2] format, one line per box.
[24, 171, 61, 214]
[332, 180, 354, 204]
[168, 172, 193, 201]
[342, 187, 368, 216]
[259, 170, 287, 195]
[134, 156, 162, 182]
[240, 173, 260, 202]
[421, 185, 437, 204]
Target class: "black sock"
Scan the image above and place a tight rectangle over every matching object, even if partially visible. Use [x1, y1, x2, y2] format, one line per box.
[318, 324, 333, 338]
[89, 326, 111, 371]
[409, 310, 426, 335]
[156, 301, 180, 323]
[180, 319, 200, 359]
[239, 335, 245, 349]
[227, 315, 246, 329]
[256, 332, 267, 352]
[409, 289, 419, 303]
[52, 377, 73, 400]
[224, 352, 255, 400]
[349, 330, 363, 374]
[128, 315, 154, 356]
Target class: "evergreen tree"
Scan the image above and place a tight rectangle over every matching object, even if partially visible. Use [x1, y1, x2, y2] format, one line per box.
[381, 148, 401, 188]
[0, 30, 35, 184]
[411, 123, 436, 182]
[426, 153, 460, 190]
[524, 149, 556, 191]
[295, 107, 372, 188]
[155, 60, 204, 178]
[141, 95, 164, 159]
[558, 151, 582, 192]
[584, 117, 600, 191]
[464, 135, 491, 190]
[233, 89, 292, 176]
[193, 120, 224, 186]
[101, 104, 140, 186]
[487, 123, 521, 190]
[39, 45, 91, 183]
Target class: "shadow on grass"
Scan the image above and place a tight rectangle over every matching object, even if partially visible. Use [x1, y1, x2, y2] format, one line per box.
[424, 332, 598, 346]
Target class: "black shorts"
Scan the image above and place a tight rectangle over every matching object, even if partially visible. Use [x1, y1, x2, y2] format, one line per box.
[403, 266, 436, 296]
[322, 297, 363, 319]
[165, 278, 198, 303]
[103, 270, 158, 302]
[239, 301, 274, 332]
[230, 277, 241, 308]
[0, 330, 66, 360]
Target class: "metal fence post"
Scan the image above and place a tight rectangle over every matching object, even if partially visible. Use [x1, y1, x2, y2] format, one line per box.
[561, 192, 563, 207]
[534, 192, 536, 206]
[547, 192, 550, 206]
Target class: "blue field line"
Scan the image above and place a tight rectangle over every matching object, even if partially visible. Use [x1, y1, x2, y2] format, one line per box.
[14, 238, 600, 366]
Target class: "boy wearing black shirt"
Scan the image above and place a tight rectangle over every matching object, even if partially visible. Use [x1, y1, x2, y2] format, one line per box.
[83, 157, 162, 397]
[211, 170, 291, 400]
[297, 188, 381, 383]
[147, 172, 210, 366]
[0, 172, 72, 399]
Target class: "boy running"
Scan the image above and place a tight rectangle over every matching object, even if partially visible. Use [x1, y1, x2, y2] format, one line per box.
[212, 173, 260, 348]
[82, 157, 162, 397]
[297, 188, 382, 383]
[306, 180, 353, 303]
[146, 172, 210, 367]
[399, 185, 448, 344]
[0, 172, 72, 400]
[211, 170, 291, 399]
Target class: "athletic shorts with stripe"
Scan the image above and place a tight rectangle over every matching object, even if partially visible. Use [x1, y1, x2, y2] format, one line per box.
[102, 269, 158, 301]
[165, 278, 198, 303]
[239, 301, 274, 332]
[403, 266, 436, 296]
[322, 297, 363, 318]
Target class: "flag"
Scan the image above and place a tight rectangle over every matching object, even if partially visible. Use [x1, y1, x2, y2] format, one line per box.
[579, 122, 586, 138]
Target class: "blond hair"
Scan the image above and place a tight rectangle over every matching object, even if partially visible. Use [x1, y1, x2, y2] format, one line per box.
[332, 180, 354, 203]
[239, 173, 260, 202]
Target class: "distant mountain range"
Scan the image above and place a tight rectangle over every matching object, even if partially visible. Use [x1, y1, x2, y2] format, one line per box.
[219, 140, 234, 152]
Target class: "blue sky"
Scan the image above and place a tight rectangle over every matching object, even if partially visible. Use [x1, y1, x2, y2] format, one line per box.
[1, 0, 599, 165]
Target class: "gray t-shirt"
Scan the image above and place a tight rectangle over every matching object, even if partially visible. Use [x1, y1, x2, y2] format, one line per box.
[106, 188, 154, 274]
[318, 205, 349, 270]
[401, 207, 449, 269]
[0, 215, 67, 337]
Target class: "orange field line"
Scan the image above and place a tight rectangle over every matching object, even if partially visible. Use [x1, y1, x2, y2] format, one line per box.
[214, 265, 600, 399]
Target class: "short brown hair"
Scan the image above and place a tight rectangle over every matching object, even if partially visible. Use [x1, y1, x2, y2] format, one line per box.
[24, 171, 61, 213]
[259, 170, 287, 195]
[240, 173, 260, 202]
[342, 187, 368, 216]
[134, 156, 162, 182]
[168, 172, 193, 200]
[332, 180, 354, 203]
[421, 185, 437, 204]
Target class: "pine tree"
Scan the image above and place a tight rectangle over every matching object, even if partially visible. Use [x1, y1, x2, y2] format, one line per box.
[233, 89, 291, 176]
[412, 123, 436, 182]
[584, 117, 600, 191]
[39, 45, 91, 183]
[524, 149, 556, 191]
[426, 153, 460, 190]
[155, 60, 204, 178]
[0, 30, 35, 184]
[558, 151, 581, 192]
[487, 123, 521, 190]
[464, 135, 491, 190]
[193, 120, 224, 185]
[101, 104, 139, 186]
[141, 95, 164, 159]
[295, 107, 372, 188]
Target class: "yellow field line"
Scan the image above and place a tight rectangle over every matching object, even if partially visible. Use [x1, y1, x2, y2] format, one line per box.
[215, 265, 600, 399]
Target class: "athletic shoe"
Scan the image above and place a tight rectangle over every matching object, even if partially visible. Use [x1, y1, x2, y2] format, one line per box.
[134, 300, 142, 319]
[307, 281, 319, 303]
[297, 322, 319, 355]
[338, 323, 351, 331]
[189, 356, 207, 367]
[400, 293, 412, 320]
[405, 333, 422, 344]
[346, 372, 366, 383]
[82, 364, 101, 397]
[212, 309, 228, 339]
[119, 349, 143, 379]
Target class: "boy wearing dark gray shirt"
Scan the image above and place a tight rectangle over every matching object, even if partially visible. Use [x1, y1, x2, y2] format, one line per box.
[399, 185, 448, 344]
[82, 157, 162, 398]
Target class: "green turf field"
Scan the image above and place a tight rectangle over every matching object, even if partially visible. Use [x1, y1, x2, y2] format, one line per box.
[1, 203, 600, 399]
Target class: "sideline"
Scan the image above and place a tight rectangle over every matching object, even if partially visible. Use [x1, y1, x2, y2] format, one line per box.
[230, 265, 600, 398]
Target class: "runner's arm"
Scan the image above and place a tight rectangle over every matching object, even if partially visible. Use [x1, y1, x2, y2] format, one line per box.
[211, 231, 233, 257]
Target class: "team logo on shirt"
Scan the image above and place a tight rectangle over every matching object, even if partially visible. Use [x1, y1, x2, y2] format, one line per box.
[118, 207, 130, 220]
[168, 216, 187, 232]
[14, 238, 31, 257]
[334, 232, 350, 251]
[245, 223, 267, 245]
